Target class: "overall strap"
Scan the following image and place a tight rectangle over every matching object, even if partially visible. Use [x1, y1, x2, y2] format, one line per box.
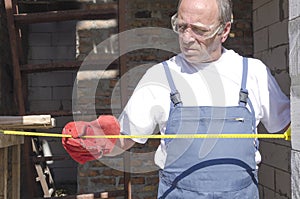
[239, 58, 257, 143]
[239, 57, 249, 107]
[162, 61, 183, 106]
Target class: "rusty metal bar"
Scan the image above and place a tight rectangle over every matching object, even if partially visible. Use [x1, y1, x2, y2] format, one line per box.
[14, 3, 117, 24]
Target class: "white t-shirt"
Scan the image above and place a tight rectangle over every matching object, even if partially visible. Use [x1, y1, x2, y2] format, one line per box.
[118, 48, 290, 169]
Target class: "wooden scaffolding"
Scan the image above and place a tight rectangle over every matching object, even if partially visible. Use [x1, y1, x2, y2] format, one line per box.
[2, 0, 132, 198]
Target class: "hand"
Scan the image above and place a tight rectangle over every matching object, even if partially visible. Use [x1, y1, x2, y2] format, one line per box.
[62, 115, 120, 164]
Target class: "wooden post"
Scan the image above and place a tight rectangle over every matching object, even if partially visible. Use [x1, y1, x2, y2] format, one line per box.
[4, 0, 25, 115]
[118, 0, 132, 198]
[11, 145, 21, 199]
[0, 148, 8, 199]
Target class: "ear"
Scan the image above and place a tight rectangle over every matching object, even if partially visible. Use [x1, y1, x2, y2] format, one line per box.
[221, 22, 231, 43]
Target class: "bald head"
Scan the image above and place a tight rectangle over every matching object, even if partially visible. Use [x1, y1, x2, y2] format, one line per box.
[177, 0, 232, 25]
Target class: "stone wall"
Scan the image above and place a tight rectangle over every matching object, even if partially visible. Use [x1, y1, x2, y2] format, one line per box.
[289, 0, 300, 198]
[253, 0, 291, 198]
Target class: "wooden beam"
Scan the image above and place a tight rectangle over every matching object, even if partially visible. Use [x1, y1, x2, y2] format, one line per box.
[118, 0, 132, 199]
[33, 190, 125, 199]
[20, 61, 82, 73]
[4, 0, 25, 115]
[20, 61, 119, 73]
[14, 3, 118, 24]
[0, 134, 24, 148]
[0, 148, 8, 199]
[0, 115, 55, 129]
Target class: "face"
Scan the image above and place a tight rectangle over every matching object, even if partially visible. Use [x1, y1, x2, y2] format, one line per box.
[175, 0, 231, 63]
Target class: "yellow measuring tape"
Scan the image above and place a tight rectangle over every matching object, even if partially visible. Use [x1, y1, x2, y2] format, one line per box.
[0, 127, 291, 141]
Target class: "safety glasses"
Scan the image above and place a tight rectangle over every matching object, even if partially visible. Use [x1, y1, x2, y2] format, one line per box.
[171, 13, 224, 40]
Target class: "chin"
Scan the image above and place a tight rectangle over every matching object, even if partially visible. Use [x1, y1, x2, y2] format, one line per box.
[183, 54, 210, 64]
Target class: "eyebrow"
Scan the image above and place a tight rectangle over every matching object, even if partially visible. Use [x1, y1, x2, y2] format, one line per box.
[177, 20, 216, 30]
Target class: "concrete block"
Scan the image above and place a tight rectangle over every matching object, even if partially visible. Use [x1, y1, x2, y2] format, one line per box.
[289, 0, 300, 20]
[269, 20, 288, 48]
[273, 72, 291, 96]
[28, 33, 51, 46]
[28, 100, 61, 112]
[253, 0, 280, 31]
[289, 18, 300, 76]
[254, 27, 269, 52]
[280, 0, 289, 20]
[28, 87, 52, 101]
[29, 21, 77, 33]
[264, 186, 290, 199]
[52, 86, 73, 100]
[52, 46, 76, 60]
[258, 164, 275, 190]
[29, 46, 56, 60]
[268, 45, 288, 71]
[292, 150, 300, 199]
[253, 0, 272, 10]
[52, 32, 76, 46]
[50, 167, 77, 183]
[291, 84, 300, 150]
[275, 169, 291, 198]
[28, 71, 75, 87]
[259, 140, 291, 172]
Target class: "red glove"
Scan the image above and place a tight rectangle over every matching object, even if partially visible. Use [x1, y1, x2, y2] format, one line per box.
[62, 115, 120, 164]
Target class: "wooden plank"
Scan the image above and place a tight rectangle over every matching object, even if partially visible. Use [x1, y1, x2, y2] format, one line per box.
[0, 134, 24, 148]
[11, 145, 21, 199]
[33, 190, 125, 199]
[4, 0, 25, 115]
[20, 61, 119, 73]
[0, 148, 6, 199]
[1, 148, 8, 199]
[0, 115, 55, 129]
[14, 3, 117, 24]
[20, 61, 82, 73]
[27, 108, 116, 117]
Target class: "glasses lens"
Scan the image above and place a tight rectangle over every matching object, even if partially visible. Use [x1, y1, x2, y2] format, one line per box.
[171, 13, 178, 33]
[171, 13, 223, 39]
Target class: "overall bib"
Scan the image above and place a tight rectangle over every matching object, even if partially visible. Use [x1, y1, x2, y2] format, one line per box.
[158, 58, 259, 199]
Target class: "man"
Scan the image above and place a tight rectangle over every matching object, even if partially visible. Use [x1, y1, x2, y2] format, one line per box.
[63, 0, 290, 198]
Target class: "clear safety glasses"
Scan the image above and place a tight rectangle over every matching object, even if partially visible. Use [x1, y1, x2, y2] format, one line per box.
[171, 13, 224, 40]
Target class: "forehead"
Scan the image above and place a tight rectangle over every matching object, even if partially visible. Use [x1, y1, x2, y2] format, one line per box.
[178, 0, 219, 24]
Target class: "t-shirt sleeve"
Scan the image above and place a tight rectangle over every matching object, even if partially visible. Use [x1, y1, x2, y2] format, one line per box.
[118, 64, 170, 144]
[258, 63, 290, 133]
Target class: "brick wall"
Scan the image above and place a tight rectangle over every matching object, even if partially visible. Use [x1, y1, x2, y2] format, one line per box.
[224, 0, 253, 56]
[76, 0, 254, 198]
[26, 21, 78, 190]
[22, 0, 255, 197]
[253, 0, 291, 198]
[76, 1, 178, 198]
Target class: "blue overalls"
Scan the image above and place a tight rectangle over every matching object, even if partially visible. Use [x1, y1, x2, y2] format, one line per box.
[158, 58, 259, 199]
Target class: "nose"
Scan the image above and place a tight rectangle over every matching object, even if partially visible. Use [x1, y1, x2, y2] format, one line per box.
[180, 28, 196, 44]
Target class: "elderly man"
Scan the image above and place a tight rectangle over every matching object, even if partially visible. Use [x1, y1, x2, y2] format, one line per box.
[63, 0, 290, 198]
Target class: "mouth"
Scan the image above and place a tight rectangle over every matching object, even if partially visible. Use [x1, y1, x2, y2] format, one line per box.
[182, 47, 198, 53]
